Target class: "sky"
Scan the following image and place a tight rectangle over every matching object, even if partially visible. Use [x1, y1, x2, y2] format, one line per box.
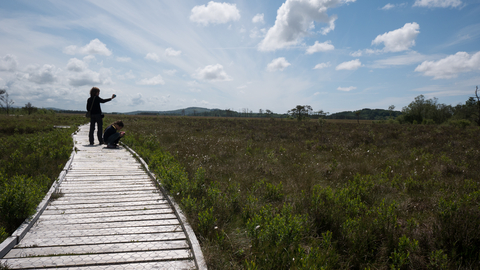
[0, 0, 479, 114]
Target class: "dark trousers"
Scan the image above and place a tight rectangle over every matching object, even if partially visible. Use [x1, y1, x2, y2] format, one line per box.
[105, 132, 121, 146]
[89, 114, 103, 144]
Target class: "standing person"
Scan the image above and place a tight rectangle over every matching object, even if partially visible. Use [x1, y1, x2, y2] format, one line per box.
[86, 87, 116, 145]
[103, 120, 125, 148]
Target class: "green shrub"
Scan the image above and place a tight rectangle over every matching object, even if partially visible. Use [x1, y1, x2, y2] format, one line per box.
[246, 203, 308, 269]
[422, 118, 435, 125]
[0, 226, 7, 243]
[435, 194, 480, 264]
[389, 235, 419, 270]
[0, 174, 45, 232]
[447, 119, 471, 129]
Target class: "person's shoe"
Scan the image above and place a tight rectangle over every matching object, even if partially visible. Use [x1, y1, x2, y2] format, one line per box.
[98, 141, 104, 145]
[89, 142, 94, 145]
[107, 144, 117, 149]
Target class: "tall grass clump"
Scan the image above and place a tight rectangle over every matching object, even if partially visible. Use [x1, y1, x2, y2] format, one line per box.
[121, 115, 480, 269]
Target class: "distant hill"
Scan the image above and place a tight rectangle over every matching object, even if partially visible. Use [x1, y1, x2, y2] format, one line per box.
[327, 108, 402, 120]
[48, 107, 400, 120]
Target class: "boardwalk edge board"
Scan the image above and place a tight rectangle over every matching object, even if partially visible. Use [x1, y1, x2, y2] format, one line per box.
[122, 143, 208, 270]
[0, 128, 78, 259]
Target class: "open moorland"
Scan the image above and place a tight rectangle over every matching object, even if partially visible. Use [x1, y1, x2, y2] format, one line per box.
[2, 114, 480, 269]
[121, 116, 480, 270]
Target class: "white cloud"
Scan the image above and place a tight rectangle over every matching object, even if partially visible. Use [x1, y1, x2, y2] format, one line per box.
[314, 62, 331, 69]
[131, 93, 145, 106]
[350, 50, 363, 57]
[138, 74, 166, 85]
[336, 59, 362, 70]
[66, 58, 88, 72]
[68, 68, 112, 87]
[63, 45, 77, 55]
[372, 22, 420, 52]
[25, 64, 57, 84]
[320, 15, 337, 35]
[413, 0, 462, 8]
[63, 39, 112, 56]
[306, 41, 334, 54]
[252, 13, 265, 24]
[193, 64, 233, 81]
[267, 57, 291, 72]
[165, 48, 181, 57]
[83, 55, 96, 62]
[0, 54, 19, 72]
[337, 86, 357, 91]
[414, 51, 480, 79]
[145, 53, 161, 62]
[258, 0, 355, 51]
[190, 1, 240, 26]
[80, 39, 112, 56]
[382, 3, 396, 10]
[116, 57, 131, 62]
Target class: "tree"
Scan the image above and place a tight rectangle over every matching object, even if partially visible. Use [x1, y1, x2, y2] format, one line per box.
[474, 86, 480, 126]
[316, 110, 329, 119]
[401, 95, 453, 124]
[355, 110, 361, 124]
[23, 102, 37, 115]
[388, 105, 395, 119]
[288, 105, 313, 121]
[0, 89, 14, 115]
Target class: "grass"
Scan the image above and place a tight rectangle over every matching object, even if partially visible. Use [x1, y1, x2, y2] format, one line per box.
[121, 116, 480, 269]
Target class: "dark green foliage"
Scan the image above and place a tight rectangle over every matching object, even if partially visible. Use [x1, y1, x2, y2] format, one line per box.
[0, 175, 45, 232]
[328, 108, 402, 120]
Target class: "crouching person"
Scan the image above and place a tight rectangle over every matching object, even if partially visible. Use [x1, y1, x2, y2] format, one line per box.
[103, 120, 125, 149]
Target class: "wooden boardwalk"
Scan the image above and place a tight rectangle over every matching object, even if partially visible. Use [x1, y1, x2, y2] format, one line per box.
[0, 125, 206, 269]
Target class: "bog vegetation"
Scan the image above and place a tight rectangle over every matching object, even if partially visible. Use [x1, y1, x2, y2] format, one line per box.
[1, 91, 480, 269]
[122, 115, 480, 269]
[0, 114, 85, 242]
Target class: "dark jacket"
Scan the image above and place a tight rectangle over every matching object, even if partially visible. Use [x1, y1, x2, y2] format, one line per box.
[86, 96, 112, 115]
[103, 125, 117, 142]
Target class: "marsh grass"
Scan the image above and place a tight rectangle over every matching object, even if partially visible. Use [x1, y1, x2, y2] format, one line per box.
[0, 114, 84, 235]
[121, 116, 480, 269]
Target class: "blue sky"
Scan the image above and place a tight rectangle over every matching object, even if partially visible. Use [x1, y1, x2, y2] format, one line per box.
[0, 0, 479, 114]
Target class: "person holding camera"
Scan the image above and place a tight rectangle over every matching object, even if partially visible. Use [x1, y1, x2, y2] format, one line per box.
[103, 120, 125, 149]
[86, 87, 116, 145]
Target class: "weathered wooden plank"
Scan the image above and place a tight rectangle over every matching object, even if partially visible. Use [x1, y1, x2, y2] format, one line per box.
[31, 219, 181, 231]
[17, 232, 187, 247]
[15, 225, 183, 239]
[47, 200, 168, 209]
[4, 239, 189, 258]
[45, 204, 170, 214]
[35, 213, 178, 225]
[2, 249, 192, 269]
[39, 208, 174, 220]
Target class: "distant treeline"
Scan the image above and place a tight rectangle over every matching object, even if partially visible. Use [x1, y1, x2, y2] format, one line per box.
[3, 88, 479, 126]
